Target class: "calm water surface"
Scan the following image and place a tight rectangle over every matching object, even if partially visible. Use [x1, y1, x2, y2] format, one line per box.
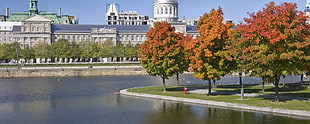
[0, 75, 309, 124]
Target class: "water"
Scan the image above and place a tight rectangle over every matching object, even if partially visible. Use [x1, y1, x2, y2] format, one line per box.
[0, 75, 309, 124]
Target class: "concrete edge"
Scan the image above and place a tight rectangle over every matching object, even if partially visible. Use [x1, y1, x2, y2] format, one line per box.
[120, 88, 310, 118]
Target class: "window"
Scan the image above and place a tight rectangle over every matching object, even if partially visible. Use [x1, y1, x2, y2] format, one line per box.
[157, 8, 159, 14]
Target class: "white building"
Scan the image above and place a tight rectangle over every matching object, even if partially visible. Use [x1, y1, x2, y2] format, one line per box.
[0, 22, 21, 44]
[153, 0, 179, 22]
[106, 4, 150, 25]
[0, 0, 199, 47]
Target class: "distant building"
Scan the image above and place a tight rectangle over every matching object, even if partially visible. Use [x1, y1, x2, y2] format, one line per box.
[153, 0, 179, 22]
[0, 0, 78, 24]
[106, 4, 150, 25]
[0, 0, 199, 47]
[306, 0, 310, 23]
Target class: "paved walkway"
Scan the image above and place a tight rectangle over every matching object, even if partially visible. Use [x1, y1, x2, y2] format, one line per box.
[120, 88, 310, 118]
[189, 89, 310, 101]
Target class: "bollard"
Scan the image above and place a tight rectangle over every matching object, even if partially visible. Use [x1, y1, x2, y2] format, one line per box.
[184, 87, 187, 94]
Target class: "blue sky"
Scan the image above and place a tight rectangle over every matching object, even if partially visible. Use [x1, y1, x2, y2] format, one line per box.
[0, 0, 307, 24]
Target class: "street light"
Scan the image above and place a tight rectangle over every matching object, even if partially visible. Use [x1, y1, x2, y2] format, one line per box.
[239, 73, 244, 100]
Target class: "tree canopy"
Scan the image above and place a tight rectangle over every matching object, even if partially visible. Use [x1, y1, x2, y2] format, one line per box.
[185, 7, 233, 95]
[139, 22, 190, 92]
[234, 2, 310, 102]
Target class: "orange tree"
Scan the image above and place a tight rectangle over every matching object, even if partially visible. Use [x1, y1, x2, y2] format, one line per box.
[235, 2, 310, 102]
[139, 22, 190, 92]
[185, 8, 233, 95]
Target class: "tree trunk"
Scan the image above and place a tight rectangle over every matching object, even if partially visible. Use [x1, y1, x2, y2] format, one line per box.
[239, 73, 244, 99]
[262, 81, 265, 93]
[208, 80, 212, 96]
[301, 73, 304, 83]
[212, 80, 216, 88]
[261, 77, 265, 93]
[274, 76, 281, 102]
[162, 77, 167, 92]
[239, 73, 243, 85]
[176, 72, 180, 86]
[281, 75, 286, 87]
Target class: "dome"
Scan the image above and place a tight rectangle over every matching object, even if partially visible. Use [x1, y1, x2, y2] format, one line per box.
[155, 0, 178, 4]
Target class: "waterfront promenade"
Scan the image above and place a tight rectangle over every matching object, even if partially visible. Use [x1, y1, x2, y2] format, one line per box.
[0, 65, 147, 78]
[120, 88, 310, 118]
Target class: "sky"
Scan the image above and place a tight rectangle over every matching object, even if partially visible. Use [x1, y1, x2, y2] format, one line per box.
[0, 0, 308, 24]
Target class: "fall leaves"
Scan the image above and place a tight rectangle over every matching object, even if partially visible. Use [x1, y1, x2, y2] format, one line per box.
[139, 2, 310, 97]
[139, 22, 190, 91]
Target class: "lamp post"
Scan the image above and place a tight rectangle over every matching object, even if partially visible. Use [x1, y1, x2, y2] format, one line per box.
[239, 73, 244, 99]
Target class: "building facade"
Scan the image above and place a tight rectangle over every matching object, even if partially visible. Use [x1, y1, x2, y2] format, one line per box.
[0, 0, 199, 48]
[1, 0, 78, 24]
[153, 0, 179, 22]
[106, 4, 150, 25]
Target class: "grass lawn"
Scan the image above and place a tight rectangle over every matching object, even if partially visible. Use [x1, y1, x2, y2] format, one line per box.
[128, 83, 310, 111]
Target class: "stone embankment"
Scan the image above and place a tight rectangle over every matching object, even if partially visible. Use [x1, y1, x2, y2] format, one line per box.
[0, 66, 148, 78]
[120, 88, 310, 118]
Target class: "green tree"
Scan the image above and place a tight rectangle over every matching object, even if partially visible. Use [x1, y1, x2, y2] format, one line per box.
[6, 42, 22, 62]
[20, 45, 35, 62]
[33, 42, 49, 62]
[90, 42, 102, 62]
[124, 41, 138, 61]
[67, 42, 81, 62]
[0, 43, 9, 60]
[139, 22, 187, 92]
[113, 42, 124, 61]
[101, 39, 114, 58]
[80, 40, 92, 61]
[235, 2, 310, 102]
[53, 39, 71, 60]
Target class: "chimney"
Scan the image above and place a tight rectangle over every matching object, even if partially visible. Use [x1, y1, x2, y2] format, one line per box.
[57, 8, 61, 17]
[5, 8, 9, 18]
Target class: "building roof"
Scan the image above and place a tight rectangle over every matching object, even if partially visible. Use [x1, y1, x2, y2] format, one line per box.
[23, 14, 51, 22]
[155, 0, 178, 4]
[52, 24, 150, 33]
[107, 4, 118, 16]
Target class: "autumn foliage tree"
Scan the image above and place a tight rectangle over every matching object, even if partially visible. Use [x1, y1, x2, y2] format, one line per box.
[185, 8, 233, 95]
[235, 2, 310, 102]
[139, 22, 190, 92]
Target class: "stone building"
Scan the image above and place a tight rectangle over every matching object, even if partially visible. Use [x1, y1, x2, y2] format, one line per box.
[0, 14, 152, 47]
[1, 0, 78, 24]
[0, 0, 199, 47]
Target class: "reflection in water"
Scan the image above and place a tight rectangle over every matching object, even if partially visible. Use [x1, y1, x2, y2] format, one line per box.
[0, 75, 308, 124]
[145, 100, 310, 124]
